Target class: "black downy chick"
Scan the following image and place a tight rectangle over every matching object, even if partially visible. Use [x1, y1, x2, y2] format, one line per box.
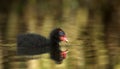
[17, 28, 68, 64]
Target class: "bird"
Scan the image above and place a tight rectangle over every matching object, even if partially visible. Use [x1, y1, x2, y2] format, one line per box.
[17, 28, 68, 64]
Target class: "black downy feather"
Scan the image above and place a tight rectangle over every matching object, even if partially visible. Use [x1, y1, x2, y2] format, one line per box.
[17, 28, 66, 63]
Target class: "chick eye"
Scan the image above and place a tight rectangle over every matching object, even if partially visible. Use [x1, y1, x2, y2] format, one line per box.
[59, 31, 65, 36]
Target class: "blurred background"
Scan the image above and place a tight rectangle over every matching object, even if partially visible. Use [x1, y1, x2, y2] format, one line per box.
[0, 0, 120, 69]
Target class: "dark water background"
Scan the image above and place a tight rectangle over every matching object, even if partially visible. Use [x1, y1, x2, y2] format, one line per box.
[1, 0, 120, 69]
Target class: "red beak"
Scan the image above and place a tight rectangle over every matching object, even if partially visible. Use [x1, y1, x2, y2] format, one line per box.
[61, 50, 68, 59]
[60, 36, 68, 42]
